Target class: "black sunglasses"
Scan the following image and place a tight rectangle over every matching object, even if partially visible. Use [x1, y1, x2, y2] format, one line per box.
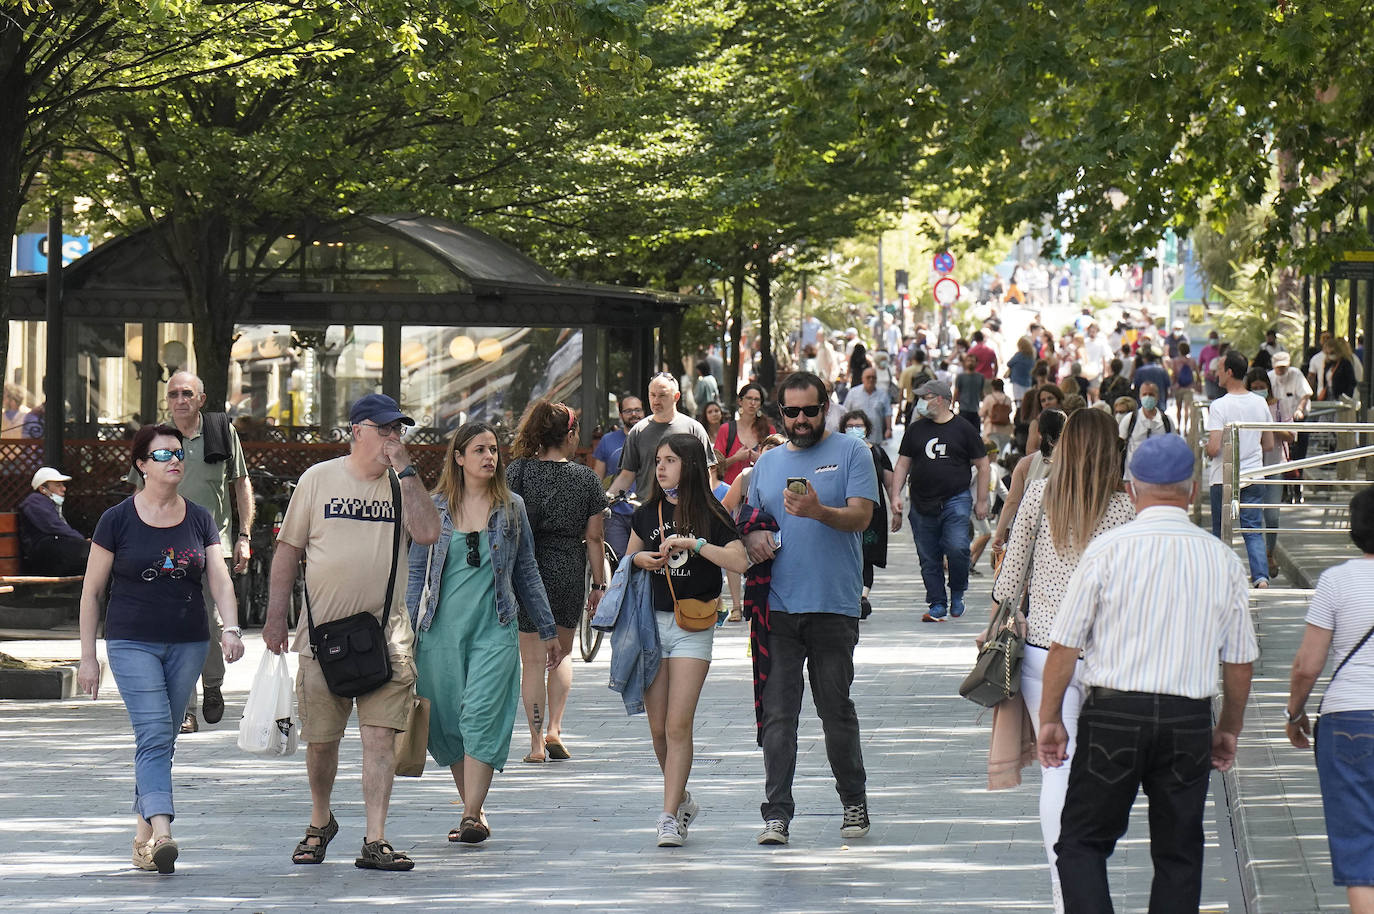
[465, 530, 480, 568]
[779, 405, 822, 418]
[146, 448, 185, 462]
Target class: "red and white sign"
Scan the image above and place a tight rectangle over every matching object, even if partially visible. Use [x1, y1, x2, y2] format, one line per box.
[933, 276, 961, 305]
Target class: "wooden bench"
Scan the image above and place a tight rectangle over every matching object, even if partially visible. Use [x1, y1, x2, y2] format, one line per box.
[0, 513, 83, 591]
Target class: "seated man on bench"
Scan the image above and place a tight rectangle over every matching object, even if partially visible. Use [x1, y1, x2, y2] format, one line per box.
[17, 467, 89, 577]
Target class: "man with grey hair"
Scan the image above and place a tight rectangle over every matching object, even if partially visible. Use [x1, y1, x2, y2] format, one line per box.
[1038, 433, 1257, 913]
[608, 372, 715, 501]
[262, 393, 439, 870]
[128, 371, 253, 732]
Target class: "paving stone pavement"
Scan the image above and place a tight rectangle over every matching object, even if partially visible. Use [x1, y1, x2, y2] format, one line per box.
[2, 528, 1250, 913]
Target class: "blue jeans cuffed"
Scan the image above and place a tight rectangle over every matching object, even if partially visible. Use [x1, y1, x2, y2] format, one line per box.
[107, 639, 210, 822]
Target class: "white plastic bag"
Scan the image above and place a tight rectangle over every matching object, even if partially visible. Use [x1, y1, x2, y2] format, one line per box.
[237, 651, 299, 757]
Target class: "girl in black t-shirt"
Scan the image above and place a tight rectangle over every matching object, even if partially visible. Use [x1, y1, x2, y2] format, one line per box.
[625, 434, 748, 848]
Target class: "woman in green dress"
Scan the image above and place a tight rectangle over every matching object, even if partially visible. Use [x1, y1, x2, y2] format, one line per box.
[406, 422, 563, 843]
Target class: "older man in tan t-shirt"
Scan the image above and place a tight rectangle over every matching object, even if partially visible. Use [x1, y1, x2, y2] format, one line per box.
[263, 393, 439, 872]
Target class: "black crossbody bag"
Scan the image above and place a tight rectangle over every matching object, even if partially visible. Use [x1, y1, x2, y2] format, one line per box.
[304, 470, 402, 698]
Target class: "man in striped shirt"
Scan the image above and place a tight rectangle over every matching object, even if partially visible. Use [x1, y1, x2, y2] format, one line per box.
[1036, 433, 1259, 914]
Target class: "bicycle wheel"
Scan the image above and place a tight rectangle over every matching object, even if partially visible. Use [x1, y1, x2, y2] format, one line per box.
[579, 543, 613, 662]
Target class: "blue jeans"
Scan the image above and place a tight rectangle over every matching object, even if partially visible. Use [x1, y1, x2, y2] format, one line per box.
[1210, 484, 1268, 583]
[1315, 710, 1374, 886]
[910, 489, 972, 609]
[106, 639, 210, 821]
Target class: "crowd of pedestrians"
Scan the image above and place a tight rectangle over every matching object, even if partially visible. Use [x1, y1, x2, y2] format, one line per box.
[64, 315, 1372, 912]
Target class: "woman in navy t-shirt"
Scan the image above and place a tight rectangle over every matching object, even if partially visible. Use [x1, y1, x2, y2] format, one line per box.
[76, 424, 244, 875]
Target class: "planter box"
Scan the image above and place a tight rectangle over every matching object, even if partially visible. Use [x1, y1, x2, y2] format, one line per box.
[0, 662, 78, 699]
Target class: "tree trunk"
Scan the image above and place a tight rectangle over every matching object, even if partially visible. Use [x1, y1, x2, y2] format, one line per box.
[161, 213, 245, 410]
[725, 268, 745, 408]
[757, 252, 775, 393]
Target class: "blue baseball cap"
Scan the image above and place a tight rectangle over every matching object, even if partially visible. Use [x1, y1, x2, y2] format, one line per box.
[349, 393, 414, 427]
[1129, 433, 1194, 485]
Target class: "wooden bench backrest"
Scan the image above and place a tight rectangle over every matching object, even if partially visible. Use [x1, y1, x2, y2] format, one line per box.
[0, 512, 19, 576]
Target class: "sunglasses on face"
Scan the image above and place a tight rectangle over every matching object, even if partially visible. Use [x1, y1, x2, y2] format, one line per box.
[167, 390, 197, 400]
[360, 421, 405, 437]
[466, 530, 480, 568]
[780, 404, 822, 418]
[146, 448, 185, 462]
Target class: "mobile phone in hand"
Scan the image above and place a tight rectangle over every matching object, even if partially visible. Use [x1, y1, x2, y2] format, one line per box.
[786, 477, 808, 495]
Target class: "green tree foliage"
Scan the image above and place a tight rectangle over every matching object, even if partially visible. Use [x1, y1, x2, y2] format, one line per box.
[51, 0, 647, 406]
[784, 0, 1374, 273]
[0, 0, 332, 389]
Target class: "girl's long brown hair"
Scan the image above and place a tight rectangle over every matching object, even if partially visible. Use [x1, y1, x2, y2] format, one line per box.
[1043, 408, 1123, 556]
[434, 422, 514, 519]
[644, 433, 735, 540]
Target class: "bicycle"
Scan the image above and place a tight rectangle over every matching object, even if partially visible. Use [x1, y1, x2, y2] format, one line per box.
[577, 491, 639, 662]
[237, 470, 303, 628]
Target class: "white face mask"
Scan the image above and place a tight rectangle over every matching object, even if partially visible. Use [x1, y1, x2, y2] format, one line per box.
[49, 493, 65, 507]
[845, 426, 867, 440]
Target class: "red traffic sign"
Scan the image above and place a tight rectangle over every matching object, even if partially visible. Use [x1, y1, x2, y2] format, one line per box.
[933, 251, 956, 275]
[933, 276, 961, 304]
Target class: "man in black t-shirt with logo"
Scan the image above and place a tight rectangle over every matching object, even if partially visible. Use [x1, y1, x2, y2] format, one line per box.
[888, 380, 990, 622]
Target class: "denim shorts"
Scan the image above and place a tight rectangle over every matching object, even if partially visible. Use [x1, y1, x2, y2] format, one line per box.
[1316, 710, 1374, 886]
[655, 611, 714, 662]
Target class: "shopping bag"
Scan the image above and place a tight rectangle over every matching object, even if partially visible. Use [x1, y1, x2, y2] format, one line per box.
[393, 695, 431, 777]
[237, 651, 300, 757]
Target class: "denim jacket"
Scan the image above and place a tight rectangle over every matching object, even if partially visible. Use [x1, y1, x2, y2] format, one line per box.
[591, 553, 661, 715]
[406, 493, 556, 641]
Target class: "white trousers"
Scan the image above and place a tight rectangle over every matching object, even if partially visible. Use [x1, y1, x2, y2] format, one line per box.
[1019, 643, 1087, 909]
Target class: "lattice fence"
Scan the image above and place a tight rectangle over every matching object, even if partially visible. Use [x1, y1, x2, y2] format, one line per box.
[2, 435, 593, 534]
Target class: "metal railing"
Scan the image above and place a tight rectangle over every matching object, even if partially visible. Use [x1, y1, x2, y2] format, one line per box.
[1219, 418, 1371, 540]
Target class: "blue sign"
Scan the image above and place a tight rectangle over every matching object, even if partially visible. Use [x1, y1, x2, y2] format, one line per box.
[13, 233, 91, 274]
[932, 251, 955, 275]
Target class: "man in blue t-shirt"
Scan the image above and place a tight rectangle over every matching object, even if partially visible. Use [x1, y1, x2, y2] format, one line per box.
[591, 395, 644, 558]
[745, 371, 879, 847]
[890, 379, 990, 622]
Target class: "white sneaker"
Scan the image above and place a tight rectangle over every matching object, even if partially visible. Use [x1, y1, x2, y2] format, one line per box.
[756, 819, 789, 845]
[656, 812, 683, 847]
[676, 790, 700, 836]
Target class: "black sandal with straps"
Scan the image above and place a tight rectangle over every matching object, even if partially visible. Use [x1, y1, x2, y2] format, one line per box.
[292, 813, 338, 864]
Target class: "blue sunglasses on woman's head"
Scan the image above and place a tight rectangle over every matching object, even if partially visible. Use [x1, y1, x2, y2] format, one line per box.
[146, 448, 185, 462]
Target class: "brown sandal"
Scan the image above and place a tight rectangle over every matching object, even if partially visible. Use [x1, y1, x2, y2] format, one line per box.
[355, 839, 415, 870]
[450, 815, 490, 844]
[292, 813, 338, 864]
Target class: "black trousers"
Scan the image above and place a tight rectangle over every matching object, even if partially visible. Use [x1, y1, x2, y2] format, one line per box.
[1056, 690, 1213, 914]
[759, 611, 866, 823]
[25, 536, 89, 577]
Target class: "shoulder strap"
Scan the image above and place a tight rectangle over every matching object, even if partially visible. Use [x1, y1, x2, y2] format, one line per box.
[305, 469, 403, 640]
[1162, 413, 1173, 434]
[1127, 411, 1138, 439]
[983, 491, 1047, 641]
[726, 420, 738, 455]
[1319, 620, 1374, 715]
[657, 500, 680, 609]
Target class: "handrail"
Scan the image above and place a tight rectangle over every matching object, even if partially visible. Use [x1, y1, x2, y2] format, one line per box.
[1220, 412, 1371, 545]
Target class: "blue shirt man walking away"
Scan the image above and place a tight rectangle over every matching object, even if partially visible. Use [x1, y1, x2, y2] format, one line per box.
[1037, 433, 1258, 913]
[744, 371, 879, 847]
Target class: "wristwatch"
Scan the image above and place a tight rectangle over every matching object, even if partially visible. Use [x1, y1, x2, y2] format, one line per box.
[237, 532, 250, 540]
[694, 537, 707, 554]
[397, 465, 417, 480]
[592, 583, 608, 591]
[1286, 708, 1304, 724]
[223, 626, 243, 638]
